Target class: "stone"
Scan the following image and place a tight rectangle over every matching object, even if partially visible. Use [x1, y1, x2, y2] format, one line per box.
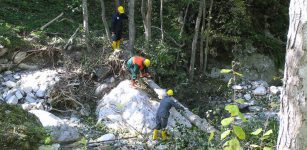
[29, 110, 80, 143]
[7, 95, 18, 104]
[232, 85, 243, 90]
[4, 81, 16, 88]
[94, 134, 115, 142]
[249, 106, 262, 112]
[15, 90, 24, 100]
[36, 88, 46, 98]
[269, 86, 280, 95]
[21, 103, 34, 111]
[18, 63, 39, 70]
[244, 93, 251, 101]
[38, 143, 60, 150]
[96, 80, 192, 136]
[13, 74, 21, 80]
[0, 48, 8, 57]
[253, 86, 266, 95]
[95, 83, 110, 96]
[0, 58, 8, 64]
[13, 52, 27, 63]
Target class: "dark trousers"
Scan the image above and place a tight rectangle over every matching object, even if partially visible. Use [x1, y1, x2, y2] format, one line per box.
[154, 114, 168, 130]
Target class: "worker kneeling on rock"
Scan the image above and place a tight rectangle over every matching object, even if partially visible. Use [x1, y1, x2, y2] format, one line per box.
[126, 56, 151, 87]
[153, 89, 183, 141]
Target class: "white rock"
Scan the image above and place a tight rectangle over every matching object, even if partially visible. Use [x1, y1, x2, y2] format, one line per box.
[13, 74, 21, 80]
[243, 93, 251, 101]
[4, 70, 12, 75]
[13, 52, 27, 63]
[36, 89, 46, 98]
[232, 85, 243, 90]
[269, 86, 279, 95]
[95, 133, 115, 142]
[29, 110, 80, 143]
[21, 103, 34, 110]
[38, 143, 60, 150]
[97, 80, 191, 136]
[95, 83, 109, 96]
[253, 86, 266, 95]
[109, 77, 115, 83]
[7, 95, 18, 104]
[15, 90, 24, 100]
[5, 81, 16, 88]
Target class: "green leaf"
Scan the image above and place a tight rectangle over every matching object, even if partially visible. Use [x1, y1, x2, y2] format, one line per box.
[260, 135, 270, 140]
[263, 147, 273, 150]
[234, 71, 244, 77]
[251, 128, 262, 136]
[233, 125, 245, 139]
[220, 69, 232, 74]
[250, 144, 260, 148]
[223, 137, 240, 150]
[235, 98, 245, 104]
[263, 129, 273, 137]
[221, 130, 231, 140]
[44, 136, 52, 145]
[238, 112, 247, 122]
[225, 105, 240, 116]
[221, 117, 234, 126]
[208, 132, 215, 143]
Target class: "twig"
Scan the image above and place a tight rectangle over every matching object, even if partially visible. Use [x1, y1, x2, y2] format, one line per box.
[64, 27, 80, 50]
[87, 136, 138, 147]
[40, 12, 64, 30]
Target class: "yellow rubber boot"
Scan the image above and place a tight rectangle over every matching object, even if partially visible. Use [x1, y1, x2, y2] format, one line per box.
[161, 130, 167, 141]
[112, 41, 117, 50]
[153, 129, 158, 140]
[116, 40, 121, 49]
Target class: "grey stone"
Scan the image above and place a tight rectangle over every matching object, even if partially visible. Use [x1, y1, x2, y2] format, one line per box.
[244, 93, 251, 101]
[18, 63, 38, 70]
[13, 52, 27, 63]
[13, 74, 21, 80]
[249, 106, 262, 112]
[232, 85, 243, 90]
[0, 59, 8, 63]
[38, 143, 60, 150]
[21, 103, 34, 111]
[4, 81, 16, 88]
[25, 95, 37, 103]
[36, 87, 46, 98]
[0, 48, 7, 57]
[15, 90, 24, 100]
[94, 134, 115, 142]
[95, 83, 110, 96]
[7, 95, 18, 104]
[269, 86, 280, 95]
[253, 86, 266, 95]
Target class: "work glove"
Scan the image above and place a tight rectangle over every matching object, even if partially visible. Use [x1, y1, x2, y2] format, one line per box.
[141, 73, 151, 78]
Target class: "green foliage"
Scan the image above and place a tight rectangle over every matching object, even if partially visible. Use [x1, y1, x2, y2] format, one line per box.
[0, 23, 29, 50]
[0, 104, 47, 149]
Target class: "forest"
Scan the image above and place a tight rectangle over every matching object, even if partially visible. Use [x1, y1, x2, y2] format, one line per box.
[1, 0, 306, 150]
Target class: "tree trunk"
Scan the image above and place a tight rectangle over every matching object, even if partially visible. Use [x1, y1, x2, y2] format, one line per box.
[189, 0, 204, 81]
[99, 0, 111, 44]
[144, 0, 152, 49]
[179, 4, 190, 37]
[128, 0, 135, 55]
[115, 0, 120, 7]
[141, 0, 147, 33]
[199, 0, 206, 72]
[277, 0, 307, 149]
[160, 0, 164, 42]
[82, 0, 90, 51]
[203, 0, 213, 73]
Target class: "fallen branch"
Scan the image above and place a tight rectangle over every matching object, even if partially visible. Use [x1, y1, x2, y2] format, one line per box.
[40, 12, 64, 30]
[143, 78, 217, 133]
[87, 136, 138, 147]
[63, 27, 80, 50]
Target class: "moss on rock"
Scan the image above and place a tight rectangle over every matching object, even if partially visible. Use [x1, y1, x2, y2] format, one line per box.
[0, 104, 47, 149]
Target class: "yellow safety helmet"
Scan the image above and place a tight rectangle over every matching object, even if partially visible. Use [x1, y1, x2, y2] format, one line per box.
[166, 89, 173, 96]
[118, 6, 125, 14]
[144, 59, 150, 67]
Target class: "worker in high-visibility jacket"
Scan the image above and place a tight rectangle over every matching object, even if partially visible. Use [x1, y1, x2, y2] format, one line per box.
[111, 6, 128, 50]
[126, 56, 151, 87]
[153, 89, 183, 141]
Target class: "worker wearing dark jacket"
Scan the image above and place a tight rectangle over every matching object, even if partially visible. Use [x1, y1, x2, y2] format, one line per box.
[153, 89, 183, 140]
[126, 56, 151, 87]
[111, 6, 128, 50]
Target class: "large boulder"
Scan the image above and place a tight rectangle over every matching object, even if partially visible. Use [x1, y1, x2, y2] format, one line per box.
[29, 110, 80, 143]
[96, 80, 191, 136]
[239, 53, 276, 83]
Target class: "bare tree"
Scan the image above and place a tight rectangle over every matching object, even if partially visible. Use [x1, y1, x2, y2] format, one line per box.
[189, 0, 204, 81]
[145, 0, 152, 47]
[160, 0, 164, 42]
[99, 0, 111, 44]
[128, 0, 135, 55]
[179, 4, 190, 37]
[277, 0, 307, 149]
[203, 0, 213, 73]
[199, 0, 206, 72]
[82, 0, 90, 51]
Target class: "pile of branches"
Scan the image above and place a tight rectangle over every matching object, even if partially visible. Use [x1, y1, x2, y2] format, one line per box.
[48, 71, 97, 115]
